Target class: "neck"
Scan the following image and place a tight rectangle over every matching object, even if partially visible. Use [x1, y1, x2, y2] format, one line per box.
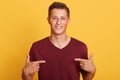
[49, 34, 68, 42]
[49, 34, 71, 49]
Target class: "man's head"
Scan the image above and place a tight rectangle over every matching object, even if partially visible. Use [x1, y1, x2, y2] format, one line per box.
[48, 2, 70, 18]
[47, 2, 70, 35]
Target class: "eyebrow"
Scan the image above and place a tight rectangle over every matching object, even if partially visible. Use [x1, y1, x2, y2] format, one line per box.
[50, 16, 67, 18]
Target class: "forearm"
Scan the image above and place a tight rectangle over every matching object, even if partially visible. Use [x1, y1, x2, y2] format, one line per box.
[82, 68, 96, 80]
[22, 68, 33, 80]
[83, 72, 95, 80]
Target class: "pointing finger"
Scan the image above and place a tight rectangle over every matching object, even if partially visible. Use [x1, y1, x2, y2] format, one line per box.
[74, 58, 87, 62]
[38, 60, 46, 64]
[34, 60, 46, 64]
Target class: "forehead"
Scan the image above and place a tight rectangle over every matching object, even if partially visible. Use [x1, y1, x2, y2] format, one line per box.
[50, 8, 68, 17]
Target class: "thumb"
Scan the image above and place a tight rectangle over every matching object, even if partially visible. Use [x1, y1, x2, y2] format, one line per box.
[89, 53, 94, 61]
[26, 54, 30, 63]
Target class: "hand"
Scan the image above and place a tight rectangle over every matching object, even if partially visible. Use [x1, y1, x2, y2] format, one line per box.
[74, 54, 96, 74]
[23, 54, 46, 76]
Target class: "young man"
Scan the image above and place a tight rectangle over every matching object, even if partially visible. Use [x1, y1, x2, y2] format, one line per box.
[22, 2, 96, 80]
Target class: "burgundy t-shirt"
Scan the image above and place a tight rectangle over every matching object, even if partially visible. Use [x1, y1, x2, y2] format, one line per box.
[29, 37, 88, 80]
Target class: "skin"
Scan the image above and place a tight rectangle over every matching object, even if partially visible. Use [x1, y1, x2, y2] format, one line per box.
[48, 9, 70, 36]
[22, 55, 46, 80]
[75, 54, 96, 80]
[22, 8, 96, 80]
[48, 9, 70, 49]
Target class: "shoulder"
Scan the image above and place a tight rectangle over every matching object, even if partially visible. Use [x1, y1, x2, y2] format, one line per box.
[71, 37, 87, 48]
[32, 37, 49, 47]
[70, 37, 88, 59]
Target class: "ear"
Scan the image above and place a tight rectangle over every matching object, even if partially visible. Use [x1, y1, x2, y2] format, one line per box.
[47, 16, 50, 24]
[68, 17, 71, 24]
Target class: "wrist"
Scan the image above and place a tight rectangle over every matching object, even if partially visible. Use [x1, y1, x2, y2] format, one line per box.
[22, 68, 33, 80]
[22, 68, 29, 76]
[91, 66, 96, 74]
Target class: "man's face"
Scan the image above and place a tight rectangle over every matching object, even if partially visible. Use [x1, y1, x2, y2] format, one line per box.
[48, 9, 70, 35]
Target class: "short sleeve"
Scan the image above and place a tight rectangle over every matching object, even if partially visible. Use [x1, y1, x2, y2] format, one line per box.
[82, 43, 88, 59]
[80, 43, 89, 75]
[29, 44, 36, 61]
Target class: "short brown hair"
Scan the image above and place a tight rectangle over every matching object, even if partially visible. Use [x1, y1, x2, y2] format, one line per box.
[48, 2, 70, 17]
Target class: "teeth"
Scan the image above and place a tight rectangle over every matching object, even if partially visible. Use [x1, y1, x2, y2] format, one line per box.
[56, 26, 62, 29]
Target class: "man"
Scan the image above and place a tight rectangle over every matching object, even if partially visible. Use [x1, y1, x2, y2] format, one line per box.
[22, 2, 96, 80]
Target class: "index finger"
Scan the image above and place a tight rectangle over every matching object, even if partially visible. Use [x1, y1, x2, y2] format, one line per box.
[33, 60, 46, 64]
[74, 58, 87, 62]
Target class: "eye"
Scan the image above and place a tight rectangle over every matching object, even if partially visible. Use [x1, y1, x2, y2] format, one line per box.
[52, 17, 57, 20]
[61, 17, 65, 20]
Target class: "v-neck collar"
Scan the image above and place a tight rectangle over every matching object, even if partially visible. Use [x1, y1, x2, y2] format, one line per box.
[47, 37, 72, 50]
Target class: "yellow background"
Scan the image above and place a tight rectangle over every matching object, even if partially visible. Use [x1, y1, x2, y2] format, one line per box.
[0, 0, 120, 80]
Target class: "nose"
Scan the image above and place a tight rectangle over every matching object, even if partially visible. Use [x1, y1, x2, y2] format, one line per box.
[56, 18, 61, 25]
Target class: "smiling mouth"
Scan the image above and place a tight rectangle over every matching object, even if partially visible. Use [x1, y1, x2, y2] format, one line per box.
[55, 26, 63, 29]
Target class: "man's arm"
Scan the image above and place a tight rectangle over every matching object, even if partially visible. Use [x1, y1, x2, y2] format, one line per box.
[81, 67, 96, 80]
[22, 69, 33, 80]
[22, 55, 46, 80]
[74, 54, 96, 80]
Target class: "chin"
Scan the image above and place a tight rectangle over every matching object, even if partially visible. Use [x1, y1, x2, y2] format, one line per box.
[53, 32, 65, 35]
